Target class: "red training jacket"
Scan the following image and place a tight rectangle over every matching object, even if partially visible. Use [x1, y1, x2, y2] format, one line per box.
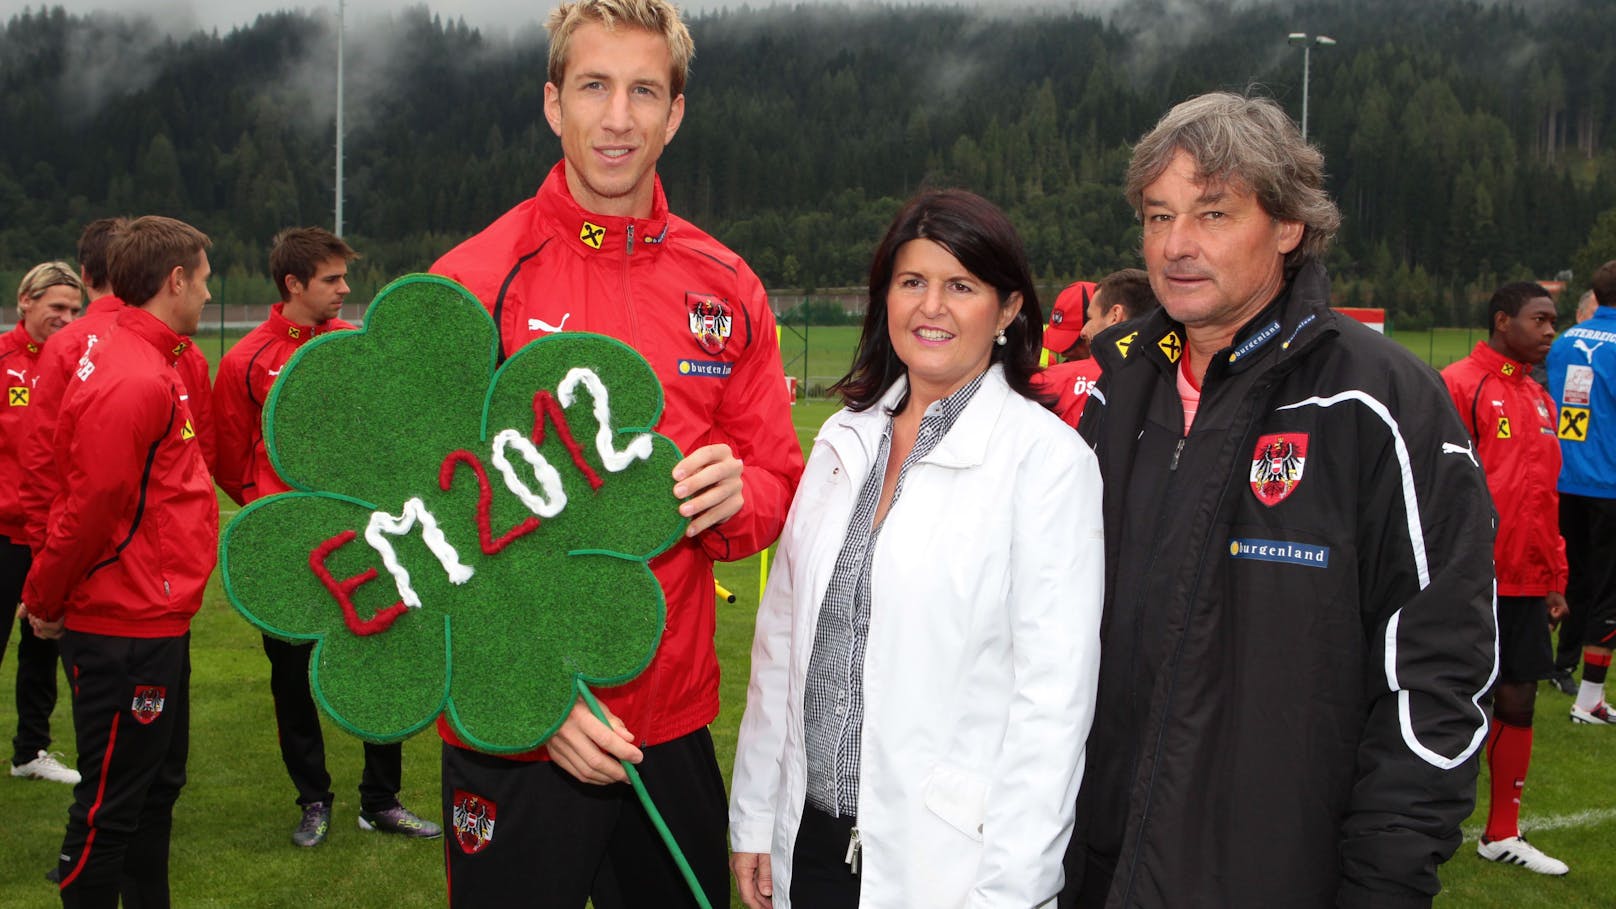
[431, 161, 805, 754]
[213, 304, 355, 506]
[0, 323, 46, 540]
[1441, 341, 1567, 596]
[18, 295, 215, 552]
[22, 307, 219, 636]
[1032, 356, 1103, 429]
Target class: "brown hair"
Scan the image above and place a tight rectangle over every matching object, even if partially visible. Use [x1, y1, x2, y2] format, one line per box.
[1096, 268, 1158, 321]
[270, 227, 358, 301]
[77, 217, 129, 291]
[1593, 260, 1616, 309]
[107, 216, 211, 307]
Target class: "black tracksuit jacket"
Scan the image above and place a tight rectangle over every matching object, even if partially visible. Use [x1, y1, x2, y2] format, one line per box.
[1064, 262, 1497, 909]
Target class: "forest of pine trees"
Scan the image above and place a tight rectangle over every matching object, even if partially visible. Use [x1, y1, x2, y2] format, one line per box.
[3, 0, 1615, 327]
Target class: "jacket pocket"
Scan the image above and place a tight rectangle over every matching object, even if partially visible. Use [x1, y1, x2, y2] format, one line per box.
[922, 763, 988, 843]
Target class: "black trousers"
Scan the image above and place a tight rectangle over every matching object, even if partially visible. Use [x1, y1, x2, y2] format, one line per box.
[790, 803, 861, 907]
[57, 631, 189, 909]
[1561, 493, 1616, 653]
[262, 634, 401, 812]
[0, 536, 63, 765]
[441, 728, 728, 908]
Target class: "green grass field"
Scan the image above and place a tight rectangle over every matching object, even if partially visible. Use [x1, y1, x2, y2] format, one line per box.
[0, 323, 1608, 907]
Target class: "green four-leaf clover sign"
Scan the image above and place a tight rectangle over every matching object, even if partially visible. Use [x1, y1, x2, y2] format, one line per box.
[220, 274, 687, 754]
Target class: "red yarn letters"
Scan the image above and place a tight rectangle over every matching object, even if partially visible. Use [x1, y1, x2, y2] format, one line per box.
[309, 530, 409, 636]
[310, 390, 624, 636]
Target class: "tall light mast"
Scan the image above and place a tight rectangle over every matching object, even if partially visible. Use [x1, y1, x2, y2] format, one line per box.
[335, 0, 346, 236]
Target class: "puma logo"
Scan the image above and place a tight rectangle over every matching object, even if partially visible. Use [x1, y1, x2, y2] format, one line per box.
[1574, 339, 1605, 362]
[1441, 440, 1478, 468]
[5, 368, 24, 382]
[529, 313, 572, 334]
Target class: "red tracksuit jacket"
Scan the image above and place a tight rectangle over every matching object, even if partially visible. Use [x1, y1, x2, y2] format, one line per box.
[431, 161, 805, 752]
[18, 295, 215, 552]
[0, 323, 46, 541]
[213, 304, 354, 507]
[1441, 341, 1568, 596]
[23, 307, 218, 637]
[1033, 356, 1102, 429]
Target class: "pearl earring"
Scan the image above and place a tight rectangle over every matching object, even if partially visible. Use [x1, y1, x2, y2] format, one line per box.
[995, 330, 1007, 346]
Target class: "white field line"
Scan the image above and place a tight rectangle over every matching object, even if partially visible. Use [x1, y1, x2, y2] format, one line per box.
[1462, 807, 1616, 840]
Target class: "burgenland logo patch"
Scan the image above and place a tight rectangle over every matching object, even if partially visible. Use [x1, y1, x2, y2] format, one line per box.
[686, 293, 733, 355]
[1250, 433, 1307, 506]
[677, 359, 733, 378]
[131, 685, 166, 724]
[1228, 537, 1330, 568]
[452, 790, 497, 854]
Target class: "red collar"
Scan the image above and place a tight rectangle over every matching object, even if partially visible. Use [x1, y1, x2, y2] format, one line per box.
[1472, 341, 1529, 381]
[85, 294, 126, 317]
[6, 322, 42, 356]
[267, 303, 341, 344]
[115, 307, 190, 366]
[535, 160, 672, 257]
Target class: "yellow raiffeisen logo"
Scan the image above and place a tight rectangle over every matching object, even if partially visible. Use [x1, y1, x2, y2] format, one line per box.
[579, 221, 606, 250]
[1501, 362, 1517, 376]
[181, 419, 196, 441]
[1496, 417, 1511, 439]
[1157, 331, 1183, 364]
[1115, 331, 1138, 359]
[1559, 407, 1589, 441]
[8, 387, 29, 406]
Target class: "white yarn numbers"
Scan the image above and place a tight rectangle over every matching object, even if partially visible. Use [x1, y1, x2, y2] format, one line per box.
[349, 369, 649, 610]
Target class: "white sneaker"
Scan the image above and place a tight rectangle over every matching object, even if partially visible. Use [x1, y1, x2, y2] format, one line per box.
[1569, 702, 1616, 724]
[10, 750, 80, 785]
[1477, 836, 1570, 875]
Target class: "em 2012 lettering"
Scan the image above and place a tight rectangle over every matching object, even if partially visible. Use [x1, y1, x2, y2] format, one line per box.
[307, 368, 651, 636]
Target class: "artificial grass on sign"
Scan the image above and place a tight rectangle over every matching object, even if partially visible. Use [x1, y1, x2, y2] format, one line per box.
[220, 274, 687, 754]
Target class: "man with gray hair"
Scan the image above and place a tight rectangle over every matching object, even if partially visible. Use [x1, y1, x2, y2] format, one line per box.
[1063, 92, 1497, 907]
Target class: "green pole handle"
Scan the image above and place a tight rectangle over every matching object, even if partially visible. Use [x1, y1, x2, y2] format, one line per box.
[575, 679, 714, 909]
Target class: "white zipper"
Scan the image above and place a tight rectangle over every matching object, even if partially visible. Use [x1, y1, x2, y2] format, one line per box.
[844, 825, 861, 874]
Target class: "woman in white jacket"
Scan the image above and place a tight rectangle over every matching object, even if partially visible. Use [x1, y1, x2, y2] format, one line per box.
[729, 189, 1105, 908]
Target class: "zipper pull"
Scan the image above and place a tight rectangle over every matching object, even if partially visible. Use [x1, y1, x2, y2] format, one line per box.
[1169, 438, 1186, 471]
[625, 224, 634, 255]
[844, 826, 861, 874]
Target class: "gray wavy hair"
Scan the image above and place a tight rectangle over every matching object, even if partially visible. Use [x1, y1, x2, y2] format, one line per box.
[1125, 92, 1342, 268]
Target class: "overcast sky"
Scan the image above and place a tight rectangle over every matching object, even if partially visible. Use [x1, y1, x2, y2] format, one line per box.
[0, 0, 994, 33]
[0, 1, 621, 32]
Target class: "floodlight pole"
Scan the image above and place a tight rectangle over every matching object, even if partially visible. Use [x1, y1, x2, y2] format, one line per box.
[335, 0, 346, 236]
[1287, 32, 1336, 141]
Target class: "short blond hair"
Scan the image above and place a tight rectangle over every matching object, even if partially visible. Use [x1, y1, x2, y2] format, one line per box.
[546, 0, 694, 97]
[18, 261, 85, 304]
